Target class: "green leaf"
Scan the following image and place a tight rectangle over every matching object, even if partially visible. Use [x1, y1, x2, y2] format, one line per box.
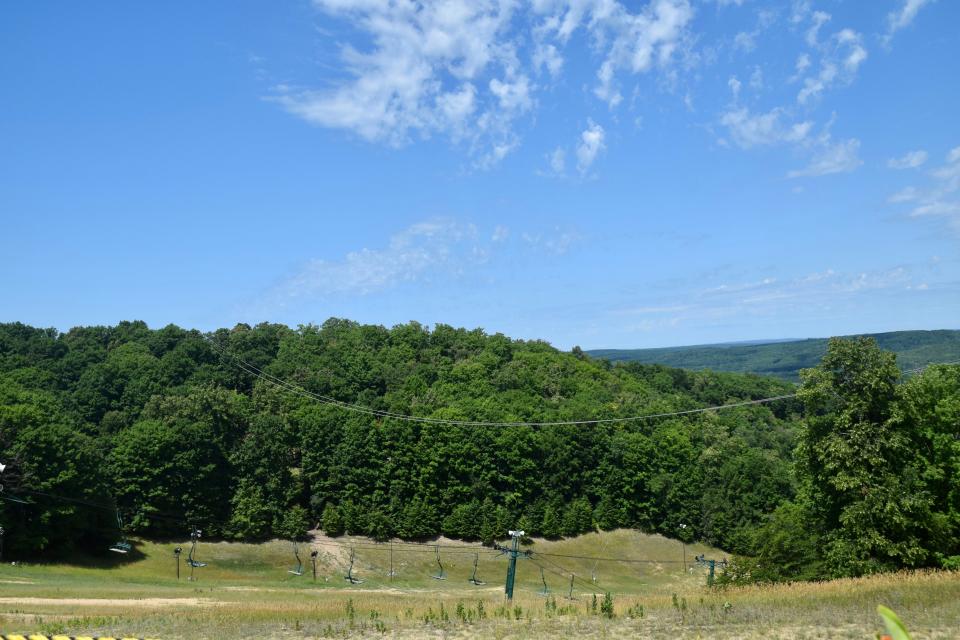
[877, 605, 911, 640]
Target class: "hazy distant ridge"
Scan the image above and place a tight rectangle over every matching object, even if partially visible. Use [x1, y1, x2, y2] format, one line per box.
[587, 330, 960, 381]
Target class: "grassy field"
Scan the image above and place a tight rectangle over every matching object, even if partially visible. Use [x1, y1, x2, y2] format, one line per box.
[0, 530, 957, 639]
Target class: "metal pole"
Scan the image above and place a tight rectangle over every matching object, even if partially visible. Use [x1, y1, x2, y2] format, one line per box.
[679, 524, 688, 573]
[505, 529, 524, 601]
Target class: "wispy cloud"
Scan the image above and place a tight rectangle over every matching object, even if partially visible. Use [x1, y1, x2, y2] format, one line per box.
[272, 1, 529, 165]
[613, 264, 941, 332]
[887, 150, 928, 170]
[889, 145, 960, 233]
[884, 0, 936, 46]
[272, 219, 482, 301]
[718, 107, 812, 149]
[788, 137, 862, 178]
[796, 26, 867, 105]
[533, 0, 695, 109]
[264, 218, 584, 308]
[576, 120, 606, 174]
[520, 228, 581, 255]
[274, 0, 695, 166]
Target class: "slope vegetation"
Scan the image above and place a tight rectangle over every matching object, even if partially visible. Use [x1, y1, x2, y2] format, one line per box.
[588, 329, 960, 380]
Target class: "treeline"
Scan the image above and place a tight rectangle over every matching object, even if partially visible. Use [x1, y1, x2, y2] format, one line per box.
[0, 319, 796, 557]
[0, 320, 956, 581]
[588, 329, 960, 381]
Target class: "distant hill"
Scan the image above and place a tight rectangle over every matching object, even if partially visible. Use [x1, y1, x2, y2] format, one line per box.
[588, 330, 960, 381]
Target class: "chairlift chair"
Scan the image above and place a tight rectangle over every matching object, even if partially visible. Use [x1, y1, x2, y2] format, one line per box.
[538, 566, 549, 596]
[344, 547, 363, 584]
[186, 527, 207, 580]
[468, 552, 485, 585]
[109, 510, 133, 554]
[431, 545, 446, 580]
[288, 541, 304, 576]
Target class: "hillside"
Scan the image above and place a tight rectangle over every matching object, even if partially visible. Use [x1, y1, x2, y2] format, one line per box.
[0, 318, 798, 560]
[588, 329, 960, 381]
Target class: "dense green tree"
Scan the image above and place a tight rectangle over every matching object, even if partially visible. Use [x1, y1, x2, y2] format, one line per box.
[795, 337, 940, 575]
[321, 503, 344, 537]
[109, 418, 233, 537]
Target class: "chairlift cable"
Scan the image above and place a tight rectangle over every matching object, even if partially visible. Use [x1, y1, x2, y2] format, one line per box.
[204, 335, 799, 427]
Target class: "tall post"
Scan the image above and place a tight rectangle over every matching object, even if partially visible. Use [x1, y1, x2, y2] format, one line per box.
[679, 523, 688, 573]
[504, 529, 524, 601]
[707, 559, 716, 586]
[311, 550, 318, 582]
[174, 546, 182, 580]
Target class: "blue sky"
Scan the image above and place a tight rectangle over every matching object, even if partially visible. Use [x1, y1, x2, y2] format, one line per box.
[1, 0, 958, 349]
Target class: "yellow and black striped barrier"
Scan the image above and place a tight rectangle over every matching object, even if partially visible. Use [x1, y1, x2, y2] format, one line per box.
[2, 635, 159, 640]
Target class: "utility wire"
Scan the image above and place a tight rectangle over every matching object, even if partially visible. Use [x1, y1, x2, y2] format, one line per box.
[5, 487, 499, 555]
[204, 336, 958, 427]
[533, 549, 689, 564]
[203, 335, 799, 427]
[529, 555, 601, 593]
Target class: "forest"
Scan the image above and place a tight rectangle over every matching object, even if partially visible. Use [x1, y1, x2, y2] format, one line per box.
[0, 319, 957, 582]
[589, 329, 960, 381]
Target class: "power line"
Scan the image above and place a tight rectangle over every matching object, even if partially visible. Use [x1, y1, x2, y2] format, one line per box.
[529, 555, 601, 593]
[534, 549, 689, 564]
[203, 335, 798, 427]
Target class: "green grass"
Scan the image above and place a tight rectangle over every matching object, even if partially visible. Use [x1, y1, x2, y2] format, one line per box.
[1, 530, 958, 639]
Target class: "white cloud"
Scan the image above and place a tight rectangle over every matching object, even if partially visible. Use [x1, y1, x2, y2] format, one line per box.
[576, 120, 606, 174]
[889, 145, 960, 233]
[788, 138, 862, 177]
[489, 74, 534, 112]
[274, 219, 482, 300]
[728, 75, 742, 101]
[533, 42, 564, 77]
[734, 31, 756, 53]
[273, 1, 530, 165]
[797, 28, 867, 104]
[534, 0, 695, 109]
[805, 10, 830, 47]
[719, 107, 812, 149]
[549, 146, 566, 174]
[884, 0, 936, 45]
[889, 186, 920, 203]
[731, 8, 776, 55]
[790, 0, 811, 25]
[749, 66, 763, 90]
[887, 150, 928, 170]
[274, 0, 697, 166]
[520, 228, 581, 254]
[615, 263, 937, 331]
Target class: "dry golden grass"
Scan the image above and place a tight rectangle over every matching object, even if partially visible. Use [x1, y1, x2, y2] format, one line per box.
[0, 532, 957, 639]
